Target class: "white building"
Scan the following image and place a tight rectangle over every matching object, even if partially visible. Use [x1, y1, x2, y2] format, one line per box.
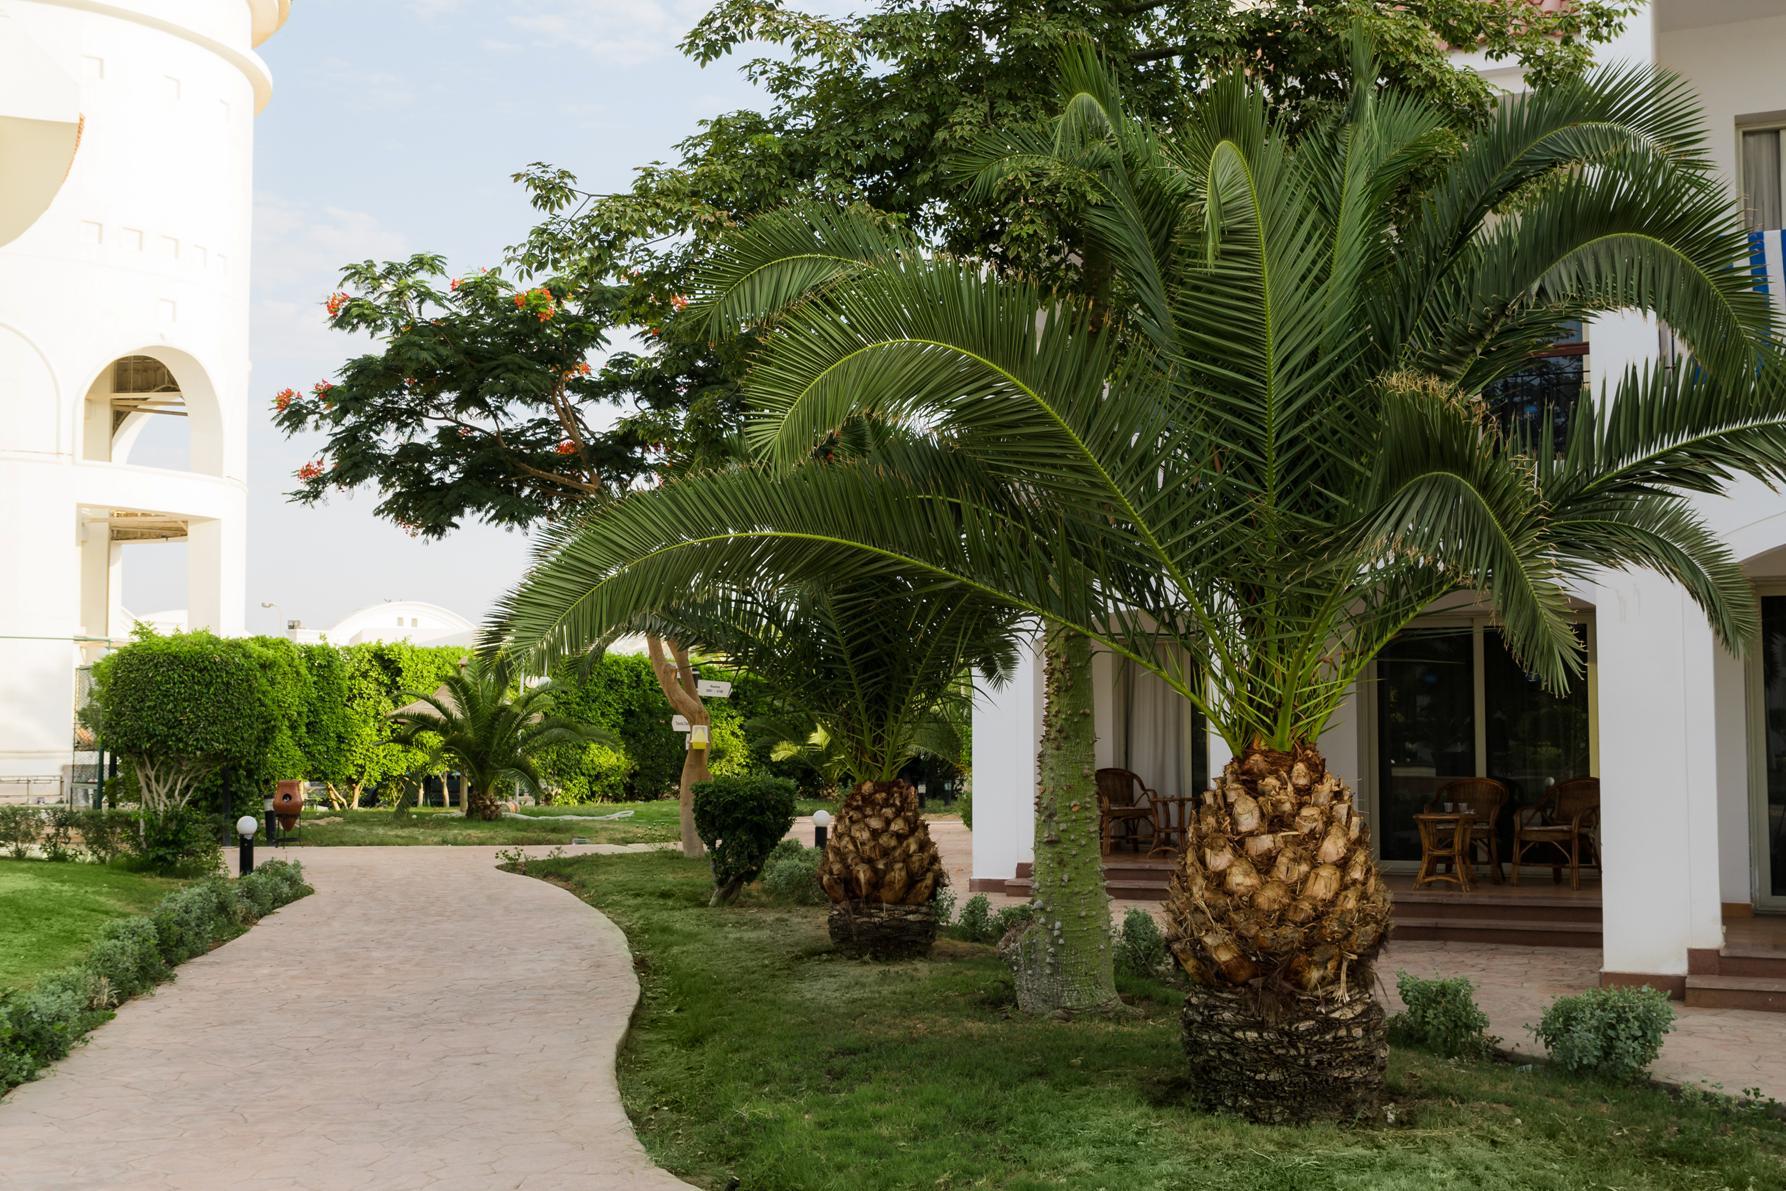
[972, 1, 1786, 1008]
[293, 599, 478, 648]
[0, 1, 287, 785]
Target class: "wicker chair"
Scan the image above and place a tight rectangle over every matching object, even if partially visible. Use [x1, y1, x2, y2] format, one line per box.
[1512, 777, 1600, 890]
[1095, 768, 1157, 855]
[1427, 777, 1510, 884]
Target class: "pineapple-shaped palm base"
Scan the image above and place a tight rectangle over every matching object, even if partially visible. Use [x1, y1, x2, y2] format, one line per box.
[1179, 981, 1387, 1123]
[820, 779, 945, 961]
[1164, 743, 1392, 1122]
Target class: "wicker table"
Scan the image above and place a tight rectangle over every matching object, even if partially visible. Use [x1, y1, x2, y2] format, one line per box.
[1414, 811, 1476, 891]
[1149, 794, 1198, 857]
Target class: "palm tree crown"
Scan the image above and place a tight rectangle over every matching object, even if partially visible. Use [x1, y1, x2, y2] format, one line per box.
[390, 656, 603, 819]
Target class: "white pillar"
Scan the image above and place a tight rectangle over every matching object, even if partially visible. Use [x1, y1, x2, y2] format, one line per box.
[970, 635, 1041, 885]
[186, 516, 245, 635]
[1596, 573, 1723, 983]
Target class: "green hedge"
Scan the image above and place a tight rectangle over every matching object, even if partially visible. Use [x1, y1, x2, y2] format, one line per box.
[0, 860, 311, 1092]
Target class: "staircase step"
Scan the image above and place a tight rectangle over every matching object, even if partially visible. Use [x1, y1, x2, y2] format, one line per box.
[1686, 974, 1786, 1012]
[1711, 950, 1786, 981]
[1391, 916, 1601, 949]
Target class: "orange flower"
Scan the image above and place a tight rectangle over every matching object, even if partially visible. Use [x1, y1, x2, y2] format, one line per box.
[311, 380, 335, 397]
[273, 387, 299, 412]
[297, 458, 325, 481]
[555, 440, 577, 455]
[325, 292, 349, 319]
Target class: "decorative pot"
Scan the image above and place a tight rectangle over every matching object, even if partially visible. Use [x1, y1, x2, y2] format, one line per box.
[273, 780, 305, 830]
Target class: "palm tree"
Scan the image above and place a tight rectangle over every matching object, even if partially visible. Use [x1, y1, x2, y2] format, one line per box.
[389, 657, 604, 820]
[492, 49, 1786, 1115]
[495, 573, 1019, 956]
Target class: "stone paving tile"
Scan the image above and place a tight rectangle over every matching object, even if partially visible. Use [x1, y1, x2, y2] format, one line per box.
[0, 844, 693, 1190]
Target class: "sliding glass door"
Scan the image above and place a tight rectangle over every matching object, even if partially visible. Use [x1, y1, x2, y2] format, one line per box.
[1756, 597, 1786, 904]
[1374, 622, 1593, 865]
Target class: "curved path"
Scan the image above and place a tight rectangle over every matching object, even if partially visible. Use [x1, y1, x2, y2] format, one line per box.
[0, 845, 694, 1190]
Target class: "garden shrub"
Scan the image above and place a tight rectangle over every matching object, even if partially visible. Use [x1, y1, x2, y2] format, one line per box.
[0, 859, 311, 1092]
[1116, 908, 1168, 979]
[954, 894, 995, 943]
[692, 775, 798, 905]
[0, 805, 39, 858]
[139, 806, 222, 876]
[39, 806, 79, 862]
[958, 788, 972, 831]
[759, 843, 826, 905]
[991, 903, 1035, 940]
[1532, 985, 1675, 1081]
[931, 886, 957, 925]
[85, 918, 168, 1001]
[1389, 972, 1496, 1058]
[73, 808, 137, 865]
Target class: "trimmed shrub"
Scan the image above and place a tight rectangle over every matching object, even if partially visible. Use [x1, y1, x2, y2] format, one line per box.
[1532, 985, 1675, 1081]
[931, 886, 957, 925]
[140, 806, 222, 876]
[0, 805, 39, 859]
[74, 808, 137, 865]
[39, 806, 79, 862]
[991, 903, 1035, 940]
[0, 859, 311, 1093]
[86, 918, 168, 1001]
[1116, 908, 1169, 979]
[1389, 972, 1496, 1058]
[958, 788, 973, 831]
[760, 844, 826, 905]
[693, 775, 798, 905]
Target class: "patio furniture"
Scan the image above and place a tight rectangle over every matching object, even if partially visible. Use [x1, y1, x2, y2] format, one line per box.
[1148, 793, 1198, 857]
[1511, 777, 1600, 890]
[1427, 777, 1509, 883]
[1414, 812, 1476, 890]
[1096, 768, 1157, 855]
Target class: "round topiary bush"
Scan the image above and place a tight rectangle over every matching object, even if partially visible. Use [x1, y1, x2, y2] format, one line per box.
[692, 775, 798, 905]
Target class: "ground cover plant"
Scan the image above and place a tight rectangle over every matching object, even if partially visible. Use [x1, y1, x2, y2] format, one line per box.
[0, 861, 310, 1093]
[525, 850, 1786, 1191]
[0, 861, 185, 990]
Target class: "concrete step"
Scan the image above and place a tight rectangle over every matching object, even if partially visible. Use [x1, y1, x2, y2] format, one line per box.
[1711, 947, 1786, 981]
[1391, 916, 1601, 949]
[1685, 974, 1786, 1012]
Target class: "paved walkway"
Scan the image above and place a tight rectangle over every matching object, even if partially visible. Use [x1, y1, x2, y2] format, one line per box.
[0, 845, 693, 1191]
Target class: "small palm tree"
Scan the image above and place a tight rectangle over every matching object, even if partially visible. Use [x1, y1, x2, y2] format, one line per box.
[389, 657, 604, 820]
[491, 46, 1786, 1115]
[494, 575, 1017, 956]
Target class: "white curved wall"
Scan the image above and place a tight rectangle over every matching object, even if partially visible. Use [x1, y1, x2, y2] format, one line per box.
[0, 0, 284, 781]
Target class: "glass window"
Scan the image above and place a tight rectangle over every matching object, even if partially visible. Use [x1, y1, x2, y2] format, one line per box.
[1759, 597, 1786, 897]
[1483, 627, 1591, 827]
[1375, 628, 1476, 862]
[1484, 321, 1587, 450]
[1743, 128, 1783, 232]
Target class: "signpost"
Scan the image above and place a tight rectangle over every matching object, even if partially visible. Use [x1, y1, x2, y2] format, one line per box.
[670, 714, 691, 733]
[696, 679, 732, 699]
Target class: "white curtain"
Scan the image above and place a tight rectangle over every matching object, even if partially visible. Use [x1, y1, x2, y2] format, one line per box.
[1743, 129, 1781, 232]
[1114, 654, 1195, 797]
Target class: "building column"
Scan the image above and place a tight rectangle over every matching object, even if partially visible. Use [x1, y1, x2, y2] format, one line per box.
[969, 634, 1041, 888]
[186, 516, 244, 635]
[1595, 571, 1723, 993]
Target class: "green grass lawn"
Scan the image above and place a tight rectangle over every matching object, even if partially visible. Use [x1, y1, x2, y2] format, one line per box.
[0, 861, 185, 991]
[528, 850, 1786, 1191]
[290, 799, 849, 847]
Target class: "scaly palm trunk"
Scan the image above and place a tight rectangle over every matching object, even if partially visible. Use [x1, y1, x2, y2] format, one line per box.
[1003, 627, 1119, 1015]
[1163, 742, 1391, 1123]
[820, 778, 945, 958]
[464, 783, 501, 822]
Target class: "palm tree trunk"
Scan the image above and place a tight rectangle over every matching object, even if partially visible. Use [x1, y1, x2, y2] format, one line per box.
[1004, 626, 1119, 1015]
[464, 783, 500, 821]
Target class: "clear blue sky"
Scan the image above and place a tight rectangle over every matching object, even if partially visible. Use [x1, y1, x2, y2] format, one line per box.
[127, 0, 801, 634]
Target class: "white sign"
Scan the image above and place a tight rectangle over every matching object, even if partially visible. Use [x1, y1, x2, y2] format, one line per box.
[696, 679, 733, 699]
[670, 714, 691, 733]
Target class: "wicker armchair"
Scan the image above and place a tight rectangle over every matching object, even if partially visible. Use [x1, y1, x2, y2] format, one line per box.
[1427, 777, 1510, 883]
[1512, 777, 1600, 890]
[1095, 768, 1157, 855]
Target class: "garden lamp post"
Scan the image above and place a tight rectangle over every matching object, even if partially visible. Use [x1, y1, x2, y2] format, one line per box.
[235, 815, 259, 875]
[813, 808, 831, 851]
